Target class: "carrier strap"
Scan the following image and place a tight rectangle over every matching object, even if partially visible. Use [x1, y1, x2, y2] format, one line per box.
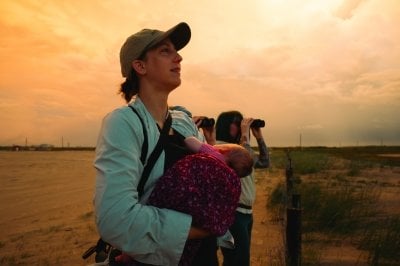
[137, 112, 172, 198]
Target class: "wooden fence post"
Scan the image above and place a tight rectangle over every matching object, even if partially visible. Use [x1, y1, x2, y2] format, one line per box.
[286, 151, 293, 203]
[285, 151, 302, 266]
[286, 203, 301, 265]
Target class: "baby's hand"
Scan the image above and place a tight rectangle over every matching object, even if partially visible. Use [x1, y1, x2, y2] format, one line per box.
[115, 253, 135, 263]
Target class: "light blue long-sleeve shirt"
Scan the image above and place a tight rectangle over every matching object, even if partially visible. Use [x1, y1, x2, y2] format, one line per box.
[94, 98, 204, 265]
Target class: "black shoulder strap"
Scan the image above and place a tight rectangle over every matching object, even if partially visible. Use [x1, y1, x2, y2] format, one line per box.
[137, 113, 172, 198]
[128, 106, 148, 165]
[83, 108, 172, 261]
[128, 106, 172, 198]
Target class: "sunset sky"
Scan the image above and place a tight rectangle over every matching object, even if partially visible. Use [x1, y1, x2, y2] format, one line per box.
[1, 0, 399, 147]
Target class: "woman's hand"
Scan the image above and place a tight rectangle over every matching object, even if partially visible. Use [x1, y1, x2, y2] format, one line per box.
[188, 226, 211, 239]
[193, 116, 216, 145]
[240, 118, 254, 145]
[201, 126, 216, 145]
[192, 116, 204, 128]
[251, 126, 263, 140]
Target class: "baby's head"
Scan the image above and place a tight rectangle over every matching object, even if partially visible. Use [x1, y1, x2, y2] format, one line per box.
[215, 144, 254, 177]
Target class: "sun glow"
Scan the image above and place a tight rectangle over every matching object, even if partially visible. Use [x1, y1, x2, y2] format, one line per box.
[1, 0, 399, 147]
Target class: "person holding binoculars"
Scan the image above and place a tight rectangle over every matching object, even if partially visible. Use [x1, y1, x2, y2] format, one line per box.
[199, 110, 269, 266]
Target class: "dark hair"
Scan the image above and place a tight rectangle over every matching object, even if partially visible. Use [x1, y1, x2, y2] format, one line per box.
[119, 52, 148, 103]
[119, 69, 140, 103]
[216, 111, 243, 144]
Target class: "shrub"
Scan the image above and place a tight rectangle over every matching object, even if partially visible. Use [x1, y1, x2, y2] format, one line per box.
[359, 215, 400, 264]
[300, 183, 380, 234]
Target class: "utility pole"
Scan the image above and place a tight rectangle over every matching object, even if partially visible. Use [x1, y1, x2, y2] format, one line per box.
[299, 133, 302, 149]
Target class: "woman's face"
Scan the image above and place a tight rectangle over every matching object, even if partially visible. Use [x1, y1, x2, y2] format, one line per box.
[229, 122, 240, 139]
[229, 115, 243, 139]
[143, 39, 183, 91]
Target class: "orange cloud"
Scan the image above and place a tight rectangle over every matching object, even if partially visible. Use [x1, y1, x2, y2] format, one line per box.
[1, 0, 399, 146]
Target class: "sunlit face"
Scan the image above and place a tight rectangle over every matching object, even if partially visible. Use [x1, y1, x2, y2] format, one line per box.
[142, 39, 183, 91]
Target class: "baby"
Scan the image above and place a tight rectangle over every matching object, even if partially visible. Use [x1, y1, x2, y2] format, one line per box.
[115, 137, 253, 266]
[184, 136, 254, 178]
[148, 136, 253, 266]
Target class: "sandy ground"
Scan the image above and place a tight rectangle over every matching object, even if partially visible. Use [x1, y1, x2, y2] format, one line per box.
[0, 151, 98, 265]
[249, 168, 285, 266]
[0, 151, 284, 265]
[0, 150, 398, 265]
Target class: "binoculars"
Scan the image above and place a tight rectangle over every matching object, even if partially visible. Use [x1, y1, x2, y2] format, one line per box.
[250, 119, 265, 128]
[198, 117, 215, 128]
[198, 117, 265, 128]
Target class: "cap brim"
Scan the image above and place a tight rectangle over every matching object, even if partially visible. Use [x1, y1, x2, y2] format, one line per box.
[149, 22, 191, 51]
[167, 22, 191, 51]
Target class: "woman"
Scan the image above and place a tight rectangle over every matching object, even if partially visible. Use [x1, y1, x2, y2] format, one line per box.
[215, 111, 269, 266]
[94, 22, 214, 266]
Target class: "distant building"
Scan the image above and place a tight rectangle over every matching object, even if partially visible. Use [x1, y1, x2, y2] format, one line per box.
[12, 145, 22, 151]
[36, 144, 54, 151]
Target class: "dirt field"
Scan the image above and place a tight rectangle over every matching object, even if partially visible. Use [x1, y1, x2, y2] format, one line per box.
[0, 149, 398, 265]
[0, 151, 284, 265]
[0, 151, 98, 265]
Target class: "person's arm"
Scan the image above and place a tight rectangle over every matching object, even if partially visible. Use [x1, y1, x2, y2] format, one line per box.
[251, 127, 270, 168]
[184, 136, 204, 153]
[239, 118, 254, 152]
[188, 226, 211, 239]
[94, 108, 192, 265]
[184, 136, 226, 163]
[192, 116, 216, 145]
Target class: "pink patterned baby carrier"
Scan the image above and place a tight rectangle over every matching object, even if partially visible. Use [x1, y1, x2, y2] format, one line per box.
[148, 153, 241, 265]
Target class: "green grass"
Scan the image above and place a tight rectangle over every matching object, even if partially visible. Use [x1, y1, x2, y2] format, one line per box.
[323, 146, 400, 167]
[299, 182, 380, 234]
[359, 215, 400, 264]
[271, 146, 400, 168]
[267, 146, 400, 265]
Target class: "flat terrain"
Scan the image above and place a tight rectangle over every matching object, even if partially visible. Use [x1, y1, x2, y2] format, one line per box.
[0, 148, 399, 265]
[0, 151, 98, 265]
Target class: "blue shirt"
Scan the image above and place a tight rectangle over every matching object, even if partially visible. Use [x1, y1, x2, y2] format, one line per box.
[94, 98, 204, 265]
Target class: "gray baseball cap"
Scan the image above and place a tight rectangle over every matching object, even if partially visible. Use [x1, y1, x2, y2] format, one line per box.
[120, 22, 191, 79]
